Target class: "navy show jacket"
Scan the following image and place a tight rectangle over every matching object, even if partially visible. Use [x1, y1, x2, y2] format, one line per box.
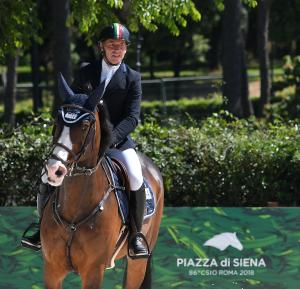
[71, 59, 142, 150]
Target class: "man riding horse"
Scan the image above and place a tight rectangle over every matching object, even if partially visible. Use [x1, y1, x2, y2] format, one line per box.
[22, 23, 148, 257]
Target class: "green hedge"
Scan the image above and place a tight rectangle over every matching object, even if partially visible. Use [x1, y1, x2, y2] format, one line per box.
[0, 114, 52, 205]
[134, 112, 300, 206]
[141, 97, 223, 123]
[1, 111, 300, 206]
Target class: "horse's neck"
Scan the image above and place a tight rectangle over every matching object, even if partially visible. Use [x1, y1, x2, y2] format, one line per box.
[57, 166, 108, 222]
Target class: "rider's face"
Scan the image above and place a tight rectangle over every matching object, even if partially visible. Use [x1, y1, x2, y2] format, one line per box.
[100, 39, 127, 65]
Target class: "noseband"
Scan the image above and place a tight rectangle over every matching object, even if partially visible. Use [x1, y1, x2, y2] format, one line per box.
[48, 104, 101, 176]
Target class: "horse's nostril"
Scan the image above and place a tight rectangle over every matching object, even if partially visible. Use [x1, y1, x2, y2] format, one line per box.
[55, 170, 63, 177]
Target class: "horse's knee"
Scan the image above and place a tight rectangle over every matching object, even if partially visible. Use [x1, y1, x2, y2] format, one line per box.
[124, 258, 149, 289]
[44, 262, 67, 289]
[81, 266, 105, 289]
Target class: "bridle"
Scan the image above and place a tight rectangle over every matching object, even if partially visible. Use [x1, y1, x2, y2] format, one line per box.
[47, 104, 101, 177]
[48, 102, 123, 272]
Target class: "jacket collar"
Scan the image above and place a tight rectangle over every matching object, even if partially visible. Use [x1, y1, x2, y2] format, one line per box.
[102, 59, 126, 93]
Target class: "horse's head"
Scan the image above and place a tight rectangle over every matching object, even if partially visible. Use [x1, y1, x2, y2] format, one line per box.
[43, 74, 110, 186]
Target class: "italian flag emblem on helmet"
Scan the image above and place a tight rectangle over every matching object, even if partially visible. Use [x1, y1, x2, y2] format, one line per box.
[100, 23, 130, 44]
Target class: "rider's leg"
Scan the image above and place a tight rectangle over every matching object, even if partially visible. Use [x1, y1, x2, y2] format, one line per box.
[107, 148, 148, 256]
[21, 182, 54, 251]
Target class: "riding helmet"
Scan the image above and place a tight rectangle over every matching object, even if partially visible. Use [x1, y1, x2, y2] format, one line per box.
[99, 23, 130, 44]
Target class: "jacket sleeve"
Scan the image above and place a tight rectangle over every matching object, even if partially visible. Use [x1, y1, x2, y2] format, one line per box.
[111, 72, 142, 147]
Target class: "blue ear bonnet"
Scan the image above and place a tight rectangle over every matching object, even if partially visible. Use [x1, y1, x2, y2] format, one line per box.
[57, 73, 105, 126]
[58, 94, 96, 126]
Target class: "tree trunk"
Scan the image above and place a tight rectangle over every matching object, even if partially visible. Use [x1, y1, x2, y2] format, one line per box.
[51, 0, 72, 114]
[31, 41, 43, 112]
[257, 0, 272, 116]
[208, 22, 222, 70]
[222, 0, 244, 117]
[241, 5, 253, 117]
[241, 49, 253, 117]
[4, 51, 19, 126]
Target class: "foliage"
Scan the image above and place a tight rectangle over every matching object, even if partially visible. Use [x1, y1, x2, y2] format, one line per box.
[0, 0, 41, 61]
[267, 55, 300, 120]
[214, 0, 257, 11]
[69, 0, 201, 42]
[192, 34, 210, 63]
[0, 113, 52, 205]
[1, 0, 200, 61]
[134, 112, 300, 206]
[141, 96, 223, 124]
[282, 55, 300, 89]
[1, 110, 299, 206]
[270, 0, 300, 44]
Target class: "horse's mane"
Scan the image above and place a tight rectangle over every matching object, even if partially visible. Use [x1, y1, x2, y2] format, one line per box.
[98, 103, 113, 158]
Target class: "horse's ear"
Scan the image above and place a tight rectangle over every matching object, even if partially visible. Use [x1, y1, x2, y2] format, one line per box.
[58, 73, 74, 100]
[87, 81, 105, 110]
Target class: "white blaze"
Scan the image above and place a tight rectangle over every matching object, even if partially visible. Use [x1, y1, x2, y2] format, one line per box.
[44, 126, 72, 186]
[53, 126, 72, 162]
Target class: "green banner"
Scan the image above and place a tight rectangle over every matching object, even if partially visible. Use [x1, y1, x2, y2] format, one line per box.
[1, 207, 300, 289]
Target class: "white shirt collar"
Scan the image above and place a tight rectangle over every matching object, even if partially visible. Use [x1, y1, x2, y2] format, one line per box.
[100, 59, 121, 84]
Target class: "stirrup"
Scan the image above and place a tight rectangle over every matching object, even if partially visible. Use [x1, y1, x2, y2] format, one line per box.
[21, 222, 41, 252]
[127, 232, 150, 260]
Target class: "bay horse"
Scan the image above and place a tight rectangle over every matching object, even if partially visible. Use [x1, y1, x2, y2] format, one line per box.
[40, 74, 164, 289]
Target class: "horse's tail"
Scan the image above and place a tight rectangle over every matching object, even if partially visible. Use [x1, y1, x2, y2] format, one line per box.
[139, 254, 152, 289]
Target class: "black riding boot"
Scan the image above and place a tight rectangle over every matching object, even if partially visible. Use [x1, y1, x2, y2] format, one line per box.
[21, 183, 54, 251]
[129, 183, 149, 257]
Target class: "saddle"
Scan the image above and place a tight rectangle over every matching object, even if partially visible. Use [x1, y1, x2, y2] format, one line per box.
[104, 156, 156, 225]
[104, 155, 156, 266]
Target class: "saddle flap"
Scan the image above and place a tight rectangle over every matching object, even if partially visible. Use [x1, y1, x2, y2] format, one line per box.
[104, 156, 156, 225]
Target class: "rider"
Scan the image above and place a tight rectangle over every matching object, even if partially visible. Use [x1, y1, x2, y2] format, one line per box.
[21, 23, 148, 257]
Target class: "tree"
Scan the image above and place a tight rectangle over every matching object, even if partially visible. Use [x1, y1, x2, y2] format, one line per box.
[31, 0, 43, 113]
[0, 0, 40, 126]
[51, 0, 72, 112]
[70, 0, 201, 37]
[222, 0, 244, 117]
[222, 0, 254, 117]
[257, 0, 272, 116]
[269, 0, 300, 56]
[3, 50, 19, 126]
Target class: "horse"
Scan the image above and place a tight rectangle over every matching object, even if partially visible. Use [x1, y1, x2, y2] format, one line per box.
[40, 74, 164, 289]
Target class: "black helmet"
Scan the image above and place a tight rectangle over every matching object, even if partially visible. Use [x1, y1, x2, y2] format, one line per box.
[99, 23, 130, 44]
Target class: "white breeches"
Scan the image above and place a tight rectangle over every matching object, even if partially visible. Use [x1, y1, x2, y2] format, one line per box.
[107, 148, 143, 191]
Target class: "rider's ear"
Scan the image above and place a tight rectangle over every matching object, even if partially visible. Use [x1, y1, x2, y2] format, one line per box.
[98, 41, 103, 53]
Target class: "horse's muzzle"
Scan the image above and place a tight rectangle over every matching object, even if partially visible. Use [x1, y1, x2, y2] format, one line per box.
[46, 160, 68, 186]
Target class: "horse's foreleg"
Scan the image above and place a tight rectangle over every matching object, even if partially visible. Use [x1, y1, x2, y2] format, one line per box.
[123, 258, 149, 289]
[44, 261, 67, 289]
[80, 264, 105, 289]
